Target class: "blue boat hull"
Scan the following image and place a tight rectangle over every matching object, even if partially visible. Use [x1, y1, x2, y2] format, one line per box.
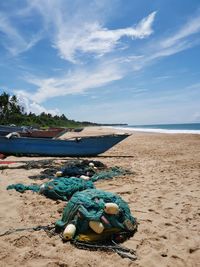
[0, 134, 130, 156]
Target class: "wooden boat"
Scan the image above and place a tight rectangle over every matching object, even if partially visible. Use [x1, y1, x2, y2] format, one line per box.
[0, 125, 83, 139]
[49, 127, 83, 133]
[0, 125, 32, 133]
[0, 125, 36, 137]
[20, 128, 68, 138]
[0, 125, 29, 131]
[0, 133, 130, 157]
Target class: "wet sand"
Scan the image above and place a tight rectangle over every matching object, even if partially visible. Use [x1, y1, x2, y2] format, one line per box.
[0, 127, 200, 266]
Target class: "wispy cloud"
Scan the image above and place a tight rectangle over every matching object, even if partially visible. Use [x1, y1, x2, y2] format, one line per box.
[16, 61, 123, 103]
[0, 12, 41, 56]
[120, 12, 200, 71]
[1, 1, 156, 63]
[54, 11, 156, 63]
[3, 0, 200, 115]
[19, 0, 155, 63]
[150, 13, 200, 59]
[160, 14, 200, 48]
[15, 11, 200, 105]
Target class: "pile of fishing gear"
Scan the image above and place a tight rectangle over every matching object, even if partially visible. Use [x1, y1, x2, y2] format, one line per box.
[56, 189, 137, 242]
[7, 160, 128, 200]
[56, 189, 138, 260]
[28, 160, 106, 180]
[5, 159, 138, 260]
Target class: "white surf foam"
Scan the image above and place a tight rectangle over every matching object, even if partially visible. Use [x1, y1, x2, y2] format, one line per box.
[104, 126, 200, 134]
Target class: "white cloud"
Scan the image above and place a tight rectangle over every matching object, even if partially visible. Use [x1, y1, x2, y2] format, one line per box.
[120, 12, 200, 72]
[23, 1, 156, 63]
[14, 12, 200, 105]
[16, 92, 61, 115]
[160, 15, 200, 48]
[1, 1, 156, 63]
[54, 12, 156, 62]
[16, 61, 123, 103]
[3, 1, 200, 120]
[151, 13, 200, 60]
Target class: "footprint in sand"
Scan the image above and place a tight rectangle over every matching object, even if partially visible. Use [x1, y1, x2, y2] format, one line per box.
[12, 236, 32, 248]
[12, 235, 39, 248]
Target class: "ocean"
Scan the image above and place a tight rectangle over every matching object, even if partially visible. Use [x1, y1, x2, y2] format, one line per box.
[109, 123, 200, 134]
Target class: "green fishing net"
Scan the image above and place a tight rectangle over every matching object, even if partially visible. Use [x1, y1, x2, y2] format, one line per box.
[7, 177, 95, 201]
[7, 184, 40, 193]
[56, 189, 137, 242]
[40, 177, 94, 200]
[91, 167, 127, 182]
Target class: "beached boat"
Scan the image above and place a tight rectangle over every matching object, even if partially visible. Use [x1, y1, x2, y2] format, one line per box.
[0, 125, 28, 131]
[0, 133, 130, 157]
[0, 125, 36, 136]
[20, 128, 68, 138]
[0, 125, 83, 138]
[0, 125, 32, 133]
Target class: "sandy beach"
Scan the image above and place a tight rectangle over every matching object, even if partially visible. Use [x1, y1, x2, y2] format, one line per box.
[0, 127, 199, 267]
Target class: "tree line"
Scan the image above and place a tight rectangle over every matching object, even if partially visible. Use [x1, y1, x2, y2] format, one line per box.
[0, 91, 98, 128]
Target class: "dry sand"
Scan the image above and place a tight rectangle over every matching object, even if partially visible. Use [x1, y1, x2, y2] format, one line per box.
[0, 127, 200, 267]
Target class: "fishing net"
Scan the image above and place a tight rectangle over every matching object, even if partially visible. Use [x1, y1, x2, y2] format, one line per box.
[28, 160, 106, 180]
[56, 189, 137, 242]
[27, 159, 128, 183]
[7, 184, 40, 193]
[7, 165, 128, 200]
[91, 167, 127, 182]
[7, 177, 95, 201]
[39, 177, 94, 201]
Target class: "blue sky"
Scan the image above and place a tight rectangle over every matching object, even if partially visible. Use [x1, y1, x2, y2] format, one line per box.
[0, 0, 200, 124]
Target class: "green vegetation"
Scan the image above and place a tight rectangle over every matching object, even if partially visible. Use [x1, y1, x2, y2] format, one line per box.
[0, 91, 98, 128]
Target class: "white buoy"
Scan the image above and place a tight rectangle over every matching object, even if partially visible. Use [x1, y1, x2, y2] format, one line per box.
[56, 171, 63, 177]
[80, 175, 90, 180]
[89, 162, 95, 167]
[63, 224, 76, 240]
[89, 221, 104, 234]
[104, 203, 119, 215]
[39, 184, 45, 194]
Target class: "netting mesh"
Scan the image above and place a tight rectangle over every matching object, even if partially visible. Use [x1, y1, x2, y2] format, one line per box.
[56, 189, 137, 242]
[7, 177, 95, 201]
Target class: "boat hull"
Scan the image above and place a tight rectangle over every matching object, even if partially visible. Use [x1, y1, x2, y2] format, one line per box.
[0, 134, 129, 156]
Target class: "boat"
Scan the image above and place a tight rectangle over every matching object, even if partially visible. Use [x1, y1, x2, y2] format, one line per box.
[0, 125, 32, 133]
[20, 128, 68, 138]
[0, 133, 130, 157]
[0, 125, 83, 139]
[0, 125, 36, 137]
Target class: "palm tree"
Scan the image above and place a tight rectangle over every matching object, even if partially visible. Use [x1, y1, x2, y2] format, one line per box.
[0, 92, 10, 123]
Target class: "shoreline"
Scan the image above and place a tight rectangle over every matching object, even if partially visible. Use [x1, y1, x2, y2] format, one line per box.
[103, 126, 200, 135]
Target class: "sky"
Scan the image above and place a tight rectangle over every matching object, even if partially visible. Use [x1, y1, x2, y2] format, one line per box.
[0, 0, 200, 125]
